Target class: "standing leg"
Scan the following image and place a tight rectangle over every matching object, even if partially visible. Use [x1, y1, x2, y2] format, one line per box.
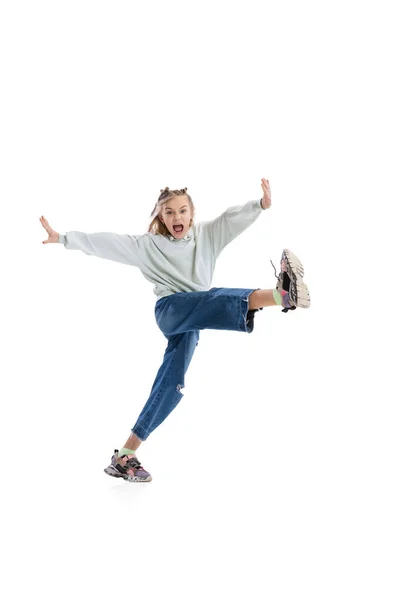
[105, 330, 199, 482]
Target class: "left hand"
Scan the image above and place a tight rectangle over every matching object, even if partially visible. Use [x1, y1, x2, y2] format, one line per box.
[261, 178, 271, 209]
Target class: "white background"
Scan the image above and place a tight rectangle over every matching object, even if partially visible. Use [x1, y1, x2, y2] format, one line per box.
[1, 1, 399, 598]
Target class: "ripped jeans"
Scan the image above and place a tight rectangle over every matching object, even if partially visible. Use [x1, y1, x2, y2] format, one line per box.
[131, 287, 262, 441]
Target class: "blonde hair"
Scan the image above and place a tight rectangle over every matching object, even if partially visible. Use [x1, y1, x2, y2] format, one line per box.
[148, 187, 196, 235]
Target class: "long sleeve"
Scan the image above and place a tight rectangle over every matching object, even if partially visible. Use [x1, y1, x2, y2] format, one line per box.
[199, 199, 264, 258]
[58, 231, 142, 267]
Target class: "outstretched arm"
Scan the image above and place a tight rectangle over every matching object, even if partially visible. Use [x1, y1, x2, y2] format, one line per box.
[200, 178, 271, 257]
[39, 216, 141, 267]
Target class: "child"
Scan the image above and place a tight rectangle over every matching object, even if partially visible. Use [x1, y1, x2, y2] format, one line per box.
[40, 178, 310, 483]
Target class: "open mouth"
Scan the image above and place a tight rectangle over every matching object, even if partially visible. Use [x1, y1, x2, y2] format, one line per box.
[173, 225, 184, 233]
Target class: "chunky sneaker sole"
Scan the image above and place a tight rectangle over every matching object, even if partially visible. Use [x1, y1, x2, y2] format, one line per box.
[104, 450, 152, 482]
[278, 249, 311, 310]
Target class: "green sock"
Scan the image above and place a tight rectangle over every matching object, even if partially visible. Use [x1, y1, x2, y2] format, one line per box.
[273, 288, 282, 306]
[118, 447, 136, 457]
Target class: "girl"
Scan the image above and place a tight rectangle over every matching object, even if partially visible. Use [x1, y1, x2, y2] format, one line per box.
[40, 178, 310, 483]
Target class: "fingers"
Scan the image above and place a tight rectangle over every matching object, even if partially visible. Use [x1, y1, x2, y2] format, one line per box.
[260, 178, 271, 209]
[40, 216, 50, 226]
[40, 216, 53, 236]
[261, 179, 271, 195]
[40, 216, 53, 243]
[40, 216, 49, 231]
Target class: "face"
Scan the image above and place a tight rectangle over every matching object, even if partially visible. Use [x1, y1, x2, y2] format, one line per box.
[160, 195, 192, 239]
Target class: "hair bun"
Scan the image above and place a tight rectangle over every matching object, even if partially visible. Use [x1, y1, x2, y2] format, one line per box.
[158, 187, 171, 201]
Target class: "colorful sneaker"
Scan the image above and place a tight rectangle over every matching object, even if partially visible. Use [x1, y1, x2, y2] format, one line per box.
[271, 249, 311, 313]
[104, 449, 152, 482]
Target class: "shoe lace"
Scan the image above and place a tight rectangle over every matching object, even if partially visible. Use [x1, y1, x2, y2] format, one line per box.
[270, 259, 278, 279]
[125, 455, 142, 470]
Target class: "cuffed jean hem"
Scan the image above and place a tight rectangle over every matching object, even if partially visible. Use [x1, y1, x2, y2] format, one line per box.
[237, 288, 260, 333]
[131, 426, 148, 442]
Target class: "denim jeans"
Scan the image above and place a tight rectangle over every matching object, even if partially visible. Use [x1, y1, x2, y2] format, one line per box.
[131, 287, 261, 441]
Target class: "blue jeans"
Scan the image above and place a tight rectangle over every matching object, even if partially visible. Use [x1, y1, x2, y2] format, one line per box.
[131, 287, 261, 441]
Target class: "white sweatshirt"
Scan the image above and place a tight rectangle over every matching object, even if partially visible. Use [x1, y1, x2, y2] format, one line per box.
[58, 199, 265, 300]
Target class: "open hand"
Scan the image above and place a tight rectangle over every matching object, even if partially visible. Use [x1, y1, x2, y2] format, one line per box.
[261, 178, 271, 209]
[40, 216, 59, 244]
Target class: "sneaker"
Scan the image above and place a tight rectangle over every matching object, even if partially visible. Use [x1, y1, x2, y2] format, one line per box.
[104, 449, 152, 482]
[272, 249, 311, 313]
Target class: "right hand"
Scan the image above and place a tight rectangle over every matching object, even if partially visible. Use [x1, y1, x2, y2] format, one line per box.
[40, 216, 60, 244]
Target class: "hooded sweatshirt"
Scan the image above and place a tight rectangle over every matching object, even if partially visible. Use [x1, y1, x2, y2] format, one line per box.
[58, 199, 265, 300]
